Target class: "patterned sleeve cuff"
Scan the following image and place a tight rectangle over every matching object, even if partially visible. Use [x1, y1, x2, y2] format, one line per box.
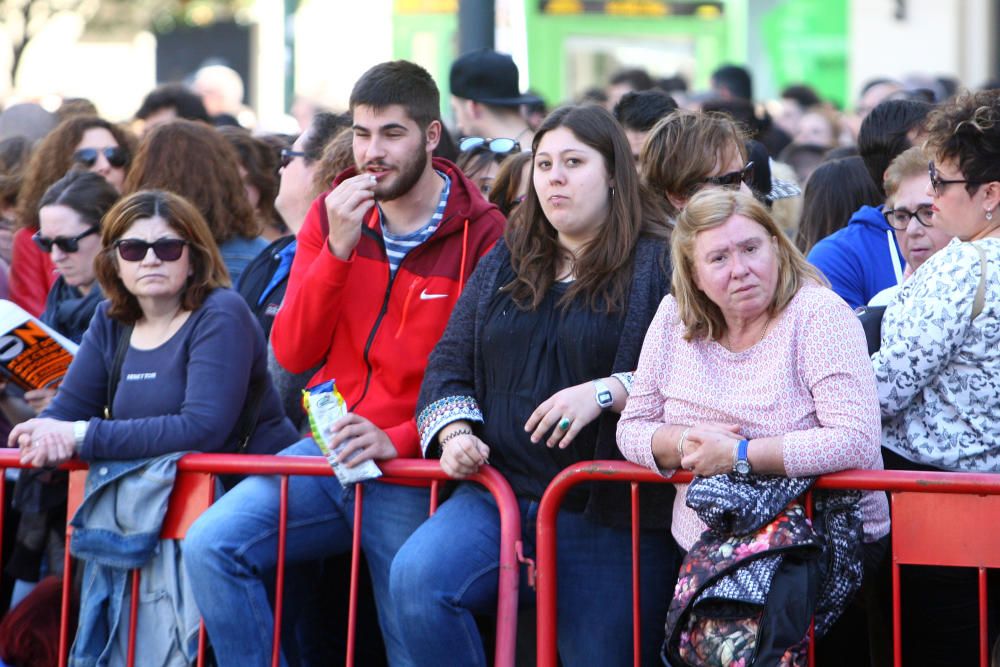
[611, 371, 634, 395]
[417, 395, 484, 456]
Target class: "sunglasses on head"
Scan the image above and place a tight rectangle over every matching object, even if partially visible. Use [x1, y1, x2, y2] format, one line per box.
[700, 161, 755, 190]
[114, 238, 188, 262]
[72, 147, 128, 169]
[459, 137, 521, 154]
[279, 148, 308, 170]
[32, 225, 99, 254]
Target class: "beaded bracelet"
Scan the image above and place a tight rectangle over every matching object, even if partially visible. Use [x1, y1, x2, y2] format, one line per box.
[440, 428, 473, 448]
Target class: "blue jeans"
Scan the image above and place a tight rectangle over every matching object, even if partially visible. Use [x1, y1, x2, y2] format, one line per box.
[184, 438, 430, 667]
[390, 483, 679, 667]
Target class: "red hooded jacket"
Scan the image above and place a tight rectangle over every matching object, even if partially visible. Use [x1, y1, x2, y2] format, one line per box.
[271, 158, 504, 459]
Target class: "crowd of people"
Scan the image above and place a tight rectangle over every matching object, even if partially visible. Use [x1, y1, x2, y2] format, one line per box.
[0, 50, 996, 667]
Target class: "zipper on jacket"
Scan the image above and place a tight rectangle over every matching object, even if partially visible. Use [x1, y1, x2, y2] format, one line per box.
[348, 213, 457, 412]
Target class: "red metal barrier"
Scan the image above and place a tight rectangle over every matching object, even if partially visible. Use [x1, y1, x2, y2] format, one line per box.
[534, 461, 1000, 667]
[0, 450, 522, 667]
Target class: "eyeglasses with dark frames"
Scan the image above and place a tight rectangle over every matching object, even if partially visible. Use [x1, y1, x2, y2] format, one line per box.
[72, 147, 128, 169]
[279, 148, 308, 170]
[114, 238, 188, 262]
[699, 161, 755, 191]
[883, 205, 935, 230]
[458, 137, 521, 155]
[928, 161, 978, 196]
[32, 225, 100, 254]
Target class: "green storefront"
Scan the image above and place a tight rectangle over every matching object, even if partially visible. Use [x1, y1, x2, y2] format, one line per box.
[392, 0, 849, 113]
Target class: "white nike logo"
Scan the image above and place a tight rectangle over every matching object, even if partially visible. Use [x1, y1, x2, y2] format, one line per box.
[419, 289, 449, 300]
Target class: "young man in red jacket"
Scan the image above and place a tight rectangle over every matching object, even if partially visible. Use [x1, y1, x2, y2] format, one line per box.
[186, 60, 505, 667]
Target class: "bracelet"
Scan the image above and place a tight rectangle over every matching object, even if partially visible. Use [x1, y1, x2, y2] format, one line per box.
[676, 426, 692, 459]
[439, 428, 473, 449]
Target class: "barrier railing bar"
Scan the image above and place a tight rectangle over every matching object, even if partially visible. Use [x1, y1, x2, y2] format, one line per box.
[630, 482, 641, 667]
[346, 484, 364, 667]
[537, 461, 1000, 667]
[0, 452, 522, 667]
[980, 567, 989, 667]
[127, 570, 141, 667]
[892, 557, 902, 667]
[59, 505, 73, 667]
[804, 490, 816, 667]
[429, 479, 440, 515]
[271, 475, 289, 667]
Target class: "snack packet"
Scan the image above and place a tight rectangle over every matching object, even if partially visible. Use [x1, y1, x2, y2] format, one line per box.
[303, 380, 382, 486]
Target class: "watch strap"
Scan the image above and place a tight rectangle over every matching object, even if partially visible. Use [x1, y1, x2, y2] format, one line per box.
[593, 379, 614, 409]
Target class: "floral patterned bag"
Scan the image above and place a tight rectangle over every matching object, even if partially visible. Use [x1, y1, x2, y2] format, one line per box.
[663, 504, 822, 667]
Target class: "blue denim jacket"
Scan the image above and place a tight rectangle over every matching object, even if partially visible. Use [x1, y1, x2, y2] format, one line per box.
[69, 454, 200, 667]
[219, 235, 268, 286]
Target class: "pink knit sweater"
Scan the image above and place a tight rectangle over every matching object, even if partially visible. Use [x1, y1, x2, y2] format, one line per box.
[617, 284, 890, 550]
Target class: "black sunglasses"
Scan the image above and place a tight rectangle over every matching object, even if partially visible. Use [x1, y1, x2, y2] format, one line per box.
[884, 205, 935, 230]
[459, 137, 521, 154]
[280, 148, 308, 170]
[72, 147, 128, 169]
[32, 225, 99, 254]
[700, 162, 755, 190]
[928, 161, 978, 196]
[114, 238, 188, 262]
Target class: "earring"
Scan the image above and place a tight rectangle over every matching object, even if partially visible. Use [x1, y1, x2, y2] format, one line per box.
[609, 186, 615, 198]
[988, 209, 994, 221]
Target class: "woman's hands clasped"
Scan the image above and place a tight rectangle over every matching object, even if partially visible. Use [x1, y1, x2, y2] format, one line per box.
[8, 418, 77, 467]
[525, 381, 603, 450]
[678, 422, 743, 477]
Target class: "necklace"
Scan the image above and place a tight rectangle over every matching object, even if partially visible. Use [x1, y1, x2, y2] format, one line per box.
[725, 315, 772, 352]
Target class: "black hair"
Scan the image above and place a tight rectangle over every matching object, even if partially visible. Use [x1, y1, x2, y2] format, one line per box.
[608, 68, 654, 91]
[613, 90, 678, 132]
[656, 75, 688, 94]
[700, 98, 762, 138]
[349, 60, 440, 131]
[711, 64, 753, 101]
[795, 156, 882, 254]
[823, 145, 859, 161]
[858, 98, 932, 198]
[781, 84, 822, 108]
[135, 83, 211, 123]
[38, 170, 119, 226]
[304, 112, 351, 163]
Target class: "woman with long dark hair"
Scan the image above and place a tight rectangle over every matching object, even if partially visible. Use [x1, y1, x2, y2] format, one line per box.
[390, 104, 677, 666]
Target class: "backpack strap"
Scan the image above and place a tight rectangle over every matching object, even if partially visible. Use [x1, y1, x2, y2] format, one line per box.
[105, 323, 133, 419]
[235, 377, 266, 453]
[972, 243, 988, 321]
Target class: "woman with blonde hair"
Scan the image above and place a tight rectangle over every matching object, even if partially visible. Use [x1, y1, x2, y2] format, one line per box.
[619, 189, 889, 664]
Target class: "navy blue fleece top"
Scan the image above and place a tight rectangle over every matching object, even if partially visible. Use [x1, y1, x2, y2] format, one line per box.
[43, 288, 299, 459]
[807, 205, 906, 310]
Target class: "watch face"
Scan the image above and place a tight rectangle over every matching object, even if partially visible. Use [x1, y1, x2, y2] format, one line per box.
[735, 460, 751, 475]
[597, 390, 614, 407]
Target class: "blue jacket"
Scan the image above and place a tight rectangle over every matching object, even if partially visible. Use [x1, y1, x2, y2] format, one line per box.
[219, 235, 269, 286]
[69, 454, 200, 667]
[807, 205, 905, 310]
